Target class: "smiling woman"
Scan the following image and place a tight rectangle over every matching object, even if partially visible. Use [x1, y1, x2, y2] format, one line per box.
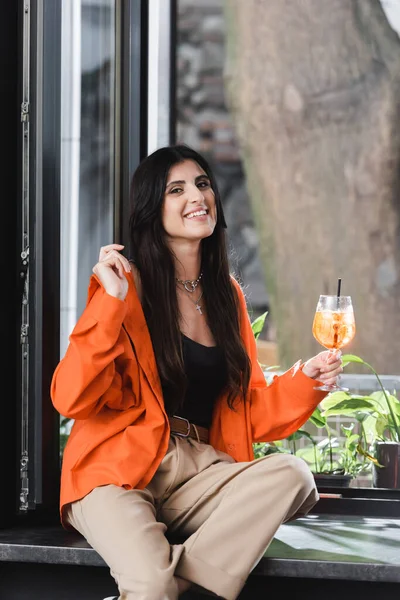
[162, 160, 217, 243]
[51, 143, 343, 600]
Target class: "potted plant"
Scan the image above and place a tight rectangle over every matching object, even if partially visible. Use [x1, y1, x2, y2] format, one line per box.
[320, 354, 400, 489]
[291, 406, 369, 488]
[250, 315, 369, 487]
[253, 405, 369, 488]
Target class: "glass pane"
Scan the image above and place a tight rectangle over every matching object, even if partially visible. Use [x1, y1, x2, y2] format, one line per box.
[60, 0, 116, 453]
[174, 0, 400, 495]
[60, 0, 116, 359]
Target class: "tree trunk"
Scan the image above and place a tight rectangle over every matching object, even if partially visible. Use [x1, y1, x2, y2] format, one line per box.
[224, 0, 400, 374]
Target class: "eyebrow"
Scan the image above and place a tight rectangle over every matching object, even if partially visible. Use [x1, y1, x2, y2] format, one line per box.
[166, 174, 210, 188]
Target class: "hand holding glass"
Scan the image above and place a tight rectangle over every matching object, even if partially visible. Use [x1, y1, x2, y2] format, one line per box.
[312, 295, 356, 392]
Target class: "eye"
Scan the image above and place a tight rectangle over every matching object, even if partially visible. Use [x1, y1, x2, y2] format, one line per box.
[197, 180, 211, 189]
[170, 187, 183, 194]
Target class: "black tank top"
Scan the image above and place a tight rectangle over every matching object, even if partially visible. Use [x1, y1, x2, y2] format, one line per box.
[177, 334, 227, 428]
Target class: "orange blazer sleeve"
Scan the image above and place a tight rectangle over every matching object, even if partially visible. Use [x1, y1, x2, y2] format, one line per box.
[50, 276, 132, 420]
[232, 277, 327, 443]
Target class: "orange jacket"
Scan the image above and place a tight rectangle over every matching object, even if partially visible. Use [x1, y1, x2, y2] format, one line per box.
[51, 273, 326, 527]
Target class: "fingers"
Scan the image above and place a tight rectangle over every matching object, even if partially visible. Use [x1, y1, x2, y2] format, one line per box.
[98, 245, 131, 273]
[320, 373, 341, 386]
[324, 349, 342, 363]
[99, 243, 124, 261]
[303, 349, 344, 383]
[318, 361, 343, 384]
[313, 349, 343, 384]
[321, 352, 343, 372]
[97, 254, 127, 279]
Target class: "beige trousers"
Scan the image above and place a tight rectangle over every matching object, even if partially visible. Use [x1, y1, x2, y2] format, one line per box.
[67, 435, 318, 600]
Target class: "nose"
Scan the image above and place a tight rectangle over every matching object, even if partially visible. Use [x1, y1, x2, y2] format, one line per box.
[188, 183, 204, 203]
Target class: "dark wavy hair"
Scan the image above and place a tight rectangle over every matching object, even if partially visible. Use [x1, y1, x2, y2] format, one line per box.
[129, 144, 251, 414]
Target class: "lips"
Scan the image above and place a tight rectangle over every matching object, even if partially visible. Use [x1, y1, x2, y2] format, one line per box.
[185, 208, 208, 219]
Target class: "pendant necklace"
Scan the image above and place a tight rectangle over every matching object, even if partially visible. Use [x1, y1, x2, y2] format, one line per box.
[177, 286, 204, 315]
[176, 271, 203, 293]
[190, 290, 204, 315]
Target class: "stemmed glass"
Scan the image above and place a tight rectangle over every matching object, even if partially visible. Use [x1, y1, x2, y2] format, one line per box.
[312, 295, 356, 392]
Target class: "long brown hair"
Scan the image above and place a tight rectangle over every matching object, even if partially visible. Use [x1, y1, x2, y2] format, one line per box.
[128, 144, 251, 415]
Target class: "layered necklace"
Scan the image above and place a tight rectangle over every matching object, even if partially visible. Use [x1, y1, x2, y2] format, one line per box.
[176, 271, 204, 315]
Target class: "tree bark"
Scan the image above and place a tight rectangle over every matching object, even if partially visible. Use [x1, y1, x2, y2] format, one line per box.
[224, 0, 400, 374]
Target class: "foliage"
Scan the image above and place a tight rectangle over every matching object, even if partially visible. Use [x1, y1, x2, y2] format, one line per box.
[253, 440, 289, 459]
[251, 311, 268, 340]
[253, 406, 371, 477]
[59, 416, 73, 461]
[293, 406, 369, 477]
[251, 314, 372, 477]
[322, 354, 400, 445]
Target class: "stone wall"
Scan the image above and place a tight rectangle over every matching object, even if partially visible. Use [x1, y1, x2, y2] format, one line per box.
[176, 0, 272, 336]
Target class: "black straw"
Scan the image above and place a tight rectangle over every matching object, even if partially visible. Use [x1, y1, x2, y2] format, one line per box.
[337, 278, 341, 297]
[336, 278, 342, 311]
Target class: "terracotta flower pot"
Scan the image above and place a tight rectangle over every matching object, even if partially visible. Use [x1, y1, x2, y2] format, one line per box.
[373, 442, 400, 489]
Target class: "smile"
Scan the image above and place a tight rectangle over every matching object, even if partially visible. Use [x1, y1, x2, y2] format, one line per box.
[185, 209, 208, 219]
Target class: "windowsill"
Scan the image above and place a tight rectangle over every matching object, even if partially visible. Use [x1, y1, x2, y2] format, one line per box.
[1, 512, 400, 583]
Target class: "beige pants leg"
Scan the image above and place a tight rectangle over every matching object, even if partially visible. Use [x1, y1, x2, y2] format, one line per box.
[162, 442, 318, 599]
[66, 436, 318, 600]
[67, 485, 183, 600]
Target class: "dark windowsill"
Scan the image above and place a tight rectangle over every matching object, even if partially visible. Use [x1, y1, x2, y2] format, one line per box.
[313, 486, 400, 518]
[1, 505, 400, 583]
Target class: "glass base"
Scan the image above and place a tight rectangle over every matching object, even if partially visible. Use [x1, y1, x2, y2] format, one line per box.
[314, 383, 349, 392]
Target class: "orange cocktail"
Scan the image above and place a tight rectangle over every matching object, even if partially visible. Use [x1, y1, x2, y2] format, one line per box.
[312, 294, 355, 392]
[312, 309, 356, 350]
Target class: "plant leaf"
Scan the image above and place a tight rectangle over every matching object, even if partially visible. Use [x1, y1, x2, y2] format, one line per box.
[321, 397, 376, 417]
[341, 354, 365, 365]
[321, 391, 352, 408]
[367, 392, 399, 421]
[317, 438, 339, 449]
[341, 423, 355, 434]
[296, 446, 321, 464]
[287, 429, 315, 444]
[357, 444, 382, 466]
[362, 414, 378, 443]
[309, 406, 326, 428]
[251, 311, 268, 340]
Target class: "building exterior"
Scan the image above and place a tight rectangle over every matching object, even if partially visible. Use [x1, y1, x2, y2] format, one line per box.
[1, 2, 400, 598]
[3, 0, 175, 527]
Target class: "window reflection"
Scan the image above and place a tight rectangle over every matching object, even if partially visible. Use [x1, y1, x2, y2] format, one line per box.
[60, 0, 116, 358]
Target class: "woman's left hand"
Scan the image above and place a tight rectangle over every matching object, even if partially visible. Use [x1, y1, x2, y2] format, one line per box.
[302, 350, 343, 386]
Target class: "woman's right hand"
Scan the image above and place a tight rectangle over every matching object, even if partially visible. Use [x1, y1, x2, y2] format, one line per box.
[92, 244, 131, 301]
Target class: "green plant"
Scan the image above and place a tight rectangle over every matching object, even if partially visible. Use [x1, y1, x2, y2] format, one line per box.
[295, 407, 340, 474]
[251, 311, 268, 340]
[321, 354, 400, 448]
[253, 439, 289, 459]
[339, 422, 372, 477]
[295, 406, 370, 477]
[60, 416, 72, 461]
[250, 312, 371, 475]
[253, 405, 369, 477]
[250, 310, 280, 376]
[249, 315, 376, 476]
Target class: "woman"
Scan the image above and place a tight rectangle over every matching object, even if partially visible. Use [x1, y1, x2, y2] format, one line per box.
[51, 144, 342, 600]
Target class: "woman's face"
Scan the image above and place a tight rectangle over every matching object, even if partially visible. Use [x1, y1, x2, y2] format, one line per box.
[162, 159, 217, 243]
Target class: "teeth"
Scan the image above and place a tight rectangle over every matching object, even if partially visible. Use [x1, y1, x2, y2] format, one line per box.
[186, 210, 207, 219]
